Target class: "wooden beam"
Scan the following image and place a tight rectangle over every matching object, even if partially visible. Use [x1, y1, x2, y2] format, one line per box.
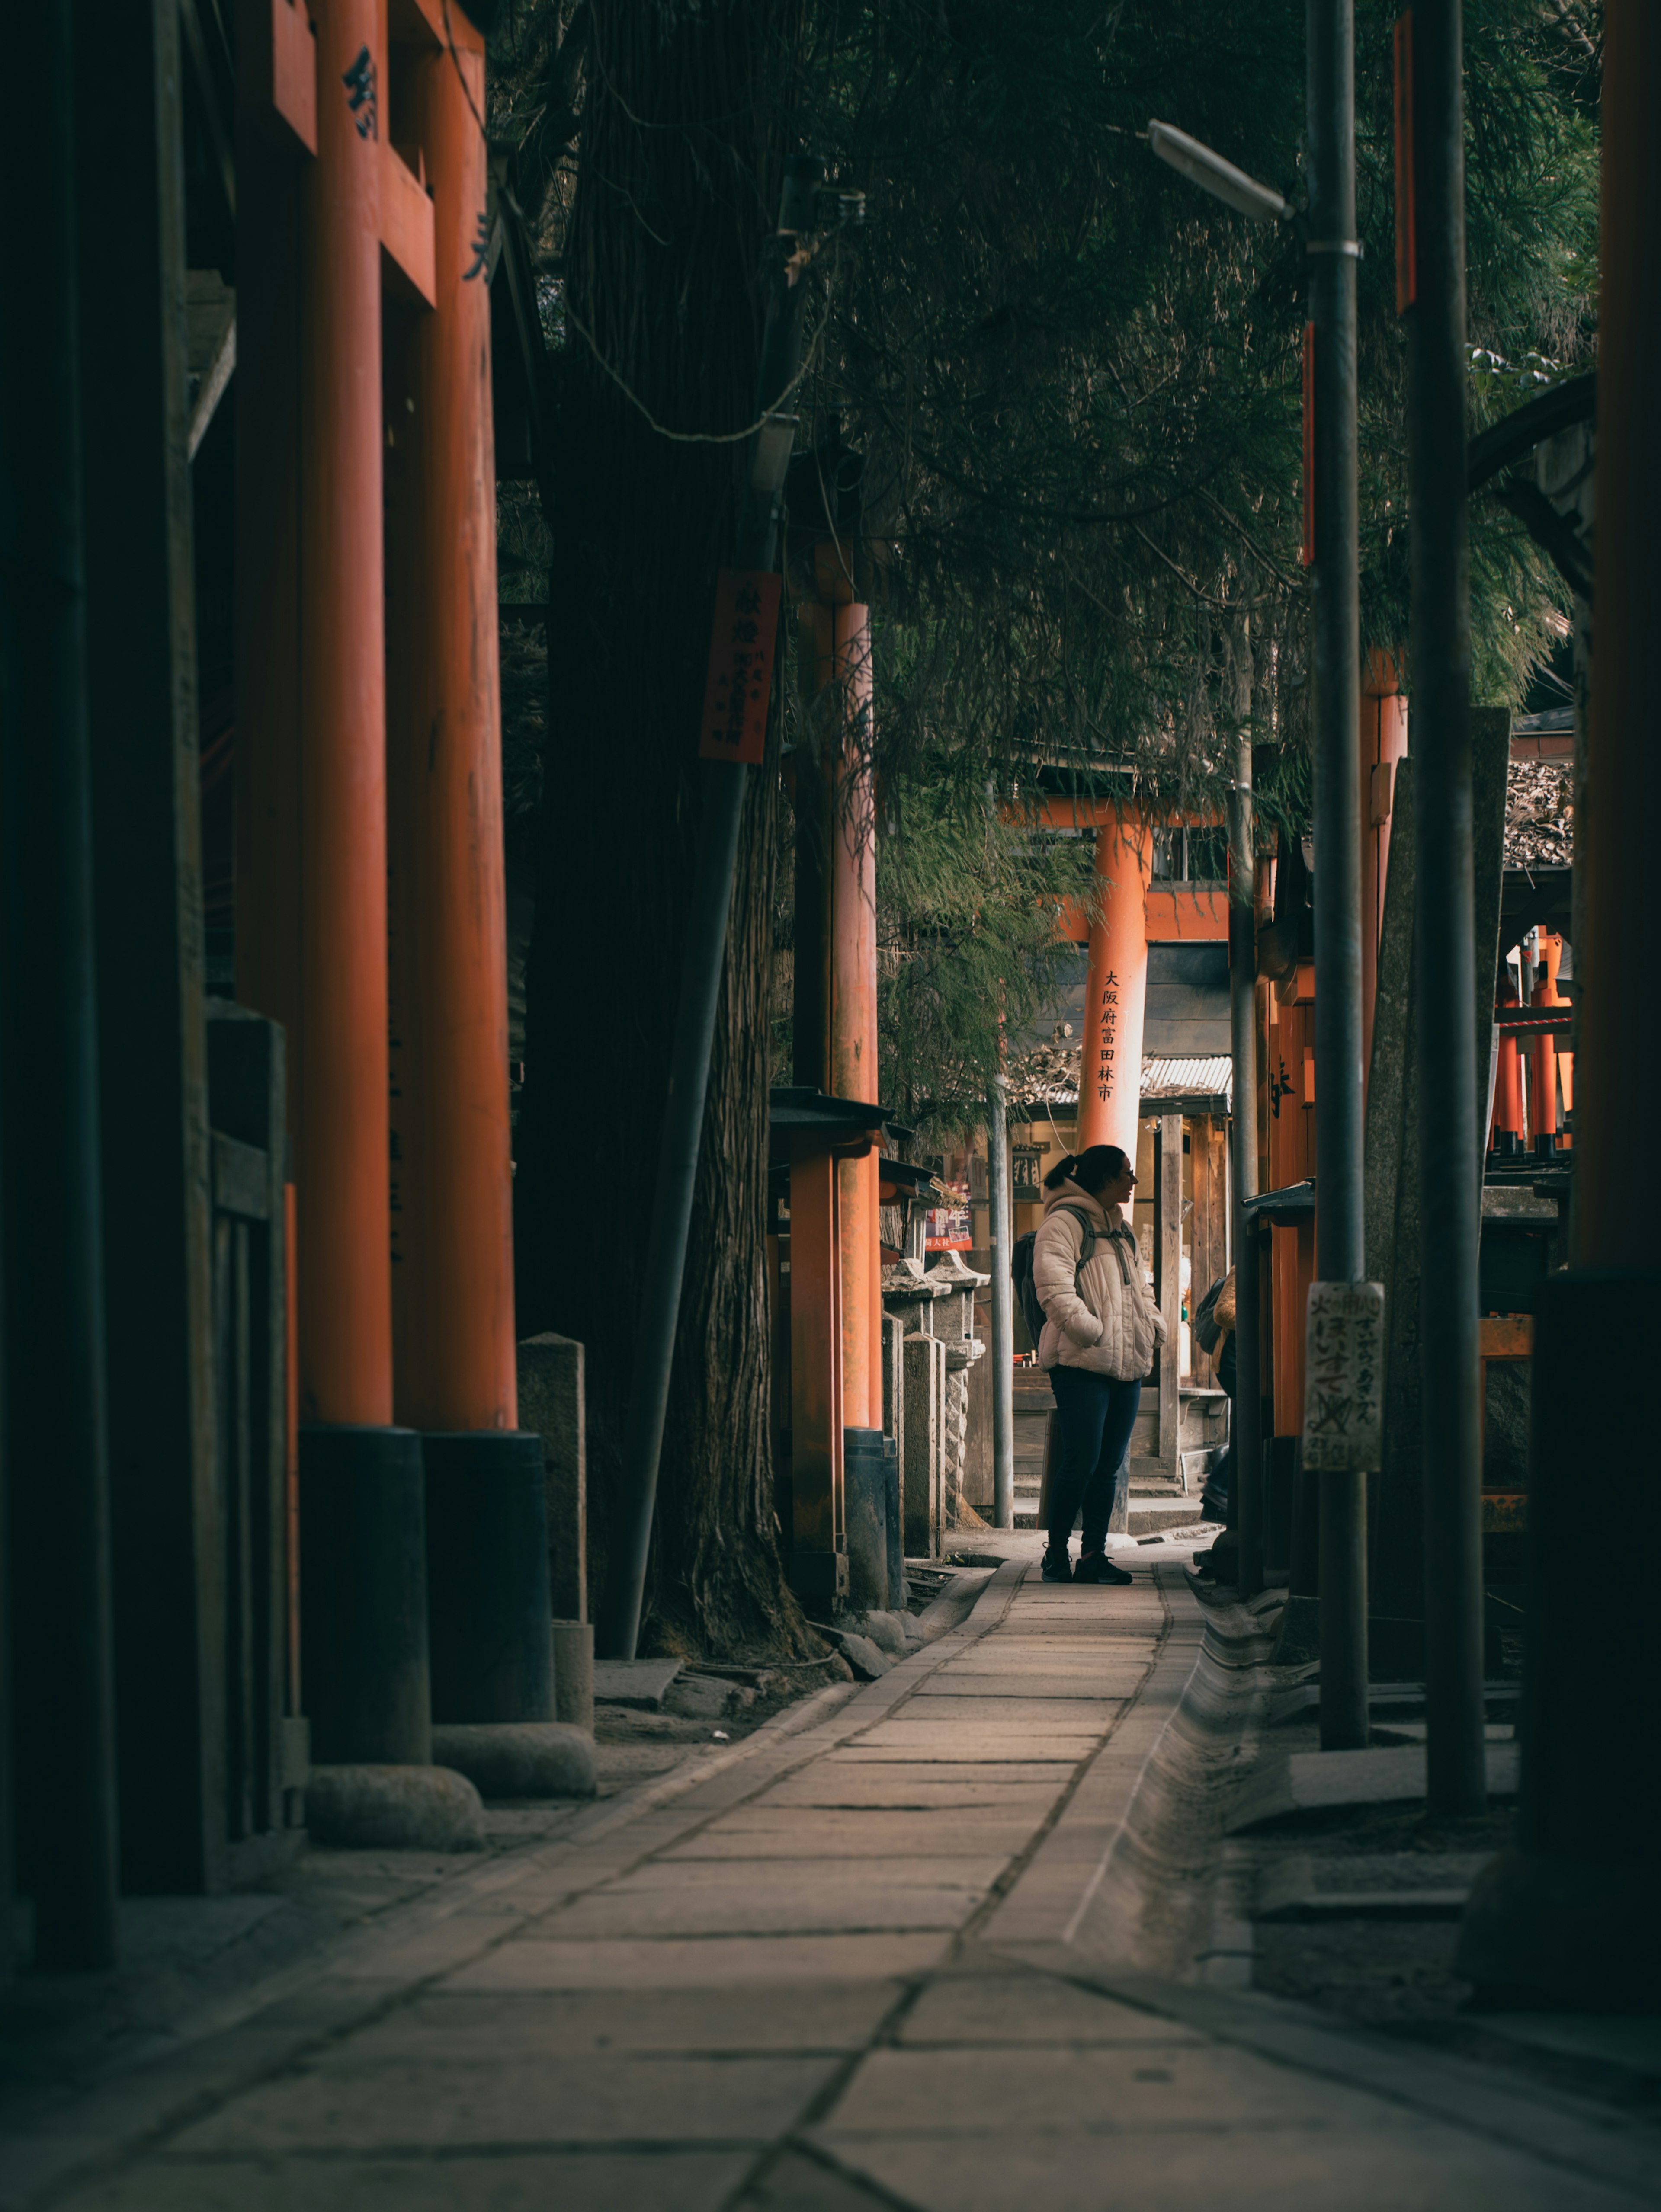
[1156, 1114, 1183, 1473]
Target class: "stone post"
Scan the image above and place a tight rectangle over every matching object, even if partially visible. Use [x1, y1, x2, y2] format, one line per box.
[517, 1333, 593, 1731]
[924, 1252, 990, 1526]
[901, 1334, 943, 1558]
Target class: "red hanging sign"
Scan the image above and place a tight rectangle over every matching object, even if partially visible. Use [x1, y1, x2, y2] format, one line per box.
[698, 568, 783, 765]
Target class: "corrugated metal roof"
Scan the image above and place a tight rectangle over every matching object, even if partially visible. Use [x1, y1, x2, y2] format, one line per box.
[1141, 1054, 1232, 1102]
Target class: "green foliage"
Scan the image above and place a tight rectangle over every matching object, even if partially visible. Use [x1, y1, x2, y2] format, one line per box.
[872, 768, 1100, 1140]
[496, 0, 1600, 1132]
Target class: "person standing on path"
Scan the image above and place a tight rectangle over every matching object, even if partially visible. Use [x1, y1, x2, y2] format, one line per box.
[1033, 1144, 1165, 1585]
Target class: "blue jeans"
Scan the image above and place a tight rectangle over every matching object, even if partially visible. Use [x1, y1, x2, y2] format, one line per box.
[1048, 1365, 1142, 1553]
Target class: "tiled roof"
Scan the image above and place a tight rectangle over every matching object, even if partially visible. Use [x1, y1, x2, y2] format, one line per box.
[1007, 1046, 1232, 1113]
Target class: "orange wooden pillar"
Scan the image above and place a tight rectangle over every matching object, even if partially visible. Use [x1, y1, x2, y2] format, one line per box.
[385, 19, 516, 1434]
[1078, 810, 1151, 1159]
[1528, 931, 1565, 1149]
[821, 554, 882, 1439]
[1491, 967, 1524, 1147]
[1360, 652, 1408, 1077]
[293, 0, 394, 1428]
[236, 0, 433, 1770]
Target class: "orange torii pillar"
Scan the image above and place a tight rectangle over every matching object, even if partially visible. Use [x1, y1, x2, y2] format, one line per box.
[1077, 810, 1152, 1159]
[384, 19, 554, 1739]
[1491, 968, 1524, 1149]
[1360, 653, 1409, 1078]
[234, 0, 425, 1779]
[1528, 931, 1567, 1151]
[806, 544, 884, 1457]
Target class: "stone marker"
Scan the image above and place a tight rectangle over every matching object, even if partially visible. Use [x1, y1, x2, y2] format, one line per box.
[552, 1617, 595, 1732]
[517, 1332, 587, 1622]
[902, 1333, 943, 1558]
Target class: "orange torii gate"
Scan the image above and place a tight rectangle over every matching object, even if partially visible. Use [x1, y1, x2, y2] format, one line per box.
[236, 0, 549, 1795]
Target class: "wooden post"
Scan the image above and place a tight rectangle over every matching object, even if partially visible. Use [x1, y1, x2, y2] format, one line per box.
[1156, 1114, 1183, 1477]
[294, 0, 394, 1426]
[789, 1144, 844, 1610]
[830, 592, 880, 1433]
[75, 0, 222, 1894]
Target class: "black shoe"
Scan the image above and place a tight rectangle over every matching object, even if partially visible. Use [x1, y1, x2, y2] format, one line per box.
[1040, 1546, 1073, 1582]
[1073, 1550, 1132, 1585]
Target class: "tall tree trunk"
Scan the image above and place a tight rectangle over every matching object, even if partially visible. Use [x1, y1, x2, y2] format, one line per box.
[516, 0, 805, 1655]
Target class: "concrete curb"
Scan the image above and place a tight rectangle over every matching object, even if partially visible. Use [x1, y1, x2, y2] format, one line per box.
[978, 1564, 1655, 2205]
[1004, 1953, 1661, 2205]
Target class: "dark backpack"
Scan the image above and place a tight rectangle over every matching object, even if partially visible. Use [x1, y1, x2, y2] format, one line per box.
[1012, 1204, 1097, 1347]
[1193, 1272, 1228, 1357]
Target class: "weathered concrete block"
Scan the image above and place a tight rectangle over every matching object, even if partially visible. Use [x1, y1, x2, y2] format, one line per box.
[593, 1657, 683, 1711]
[552, 1616, 595, 1733]
[851, 1609, 911, 1657]
[305, 1764, 486, 1851]
[517, 1332, 586, 1622]
[430, 1722, 596, 1801]
[822, 1628, 892, 1680]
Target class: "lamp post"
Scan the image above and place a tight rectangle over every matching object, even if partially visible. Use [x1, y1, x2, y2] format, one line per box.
[1148, 90, 1371, 1723]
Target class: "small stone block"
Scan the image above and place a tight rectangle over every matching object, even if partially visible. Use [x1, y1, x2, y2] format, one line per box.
[304, 1763, 486, 1851]
[553, 1617, 595, 1732]
[593, 1657, 684, 1710]
[430, 1722, 597, 1800]
[817, 1629, 891, 1680]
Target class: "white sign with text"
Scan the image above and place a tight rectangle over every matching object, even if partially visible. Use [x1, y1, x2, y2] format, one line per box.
[1302, 1280, 1385, 1473]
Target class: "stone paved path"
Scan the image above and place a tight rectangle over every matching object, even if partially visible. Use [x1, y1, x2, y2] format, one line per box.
[29, 1545, 1655, 2211]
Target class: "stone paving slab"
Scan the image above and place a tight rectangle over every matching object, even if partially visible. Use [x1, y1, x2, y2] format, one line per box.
[173, 2052, 837, 2154]
[600, 1854, 1008, 1892]
[814, 2124, 1640, 2212]
[746, 1773, 1067, 1810]
[336, 1984, 903, 2061]
[61, 2149, 756, 2212]
[823, 1732, 1108, 1760]
[895, 1694, 1126, 1724]
[535, 1879, 987, 1939]
[898, 1973, 1208, 2048]
[659, 1815, 1037, 1859]
[442, 1932, 956, 1991]
[29, 1550, 1644, 2212]
[823, 2038, 1403, 2132]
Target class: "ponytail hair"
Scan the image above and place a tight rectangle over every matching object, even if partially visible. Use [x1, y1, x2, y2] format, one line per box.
[1043, 1143, 1132, 1196]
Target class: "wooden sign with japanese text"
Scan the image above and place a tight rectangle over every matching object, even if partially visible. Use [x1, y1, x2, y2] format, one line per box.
[1302, 1280, 1385, 1472]
[698, 569, 783, 765]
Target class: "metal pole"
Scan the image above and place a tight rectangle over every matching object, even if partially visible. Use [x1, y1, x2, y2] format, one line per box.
[1308, 0, 1369, 1749]
[599, 163, 822, 1661]
[988, 1070, 1016, 1529]
[1228, 735, 1262, 1594]
[1408, 0, 1485, 1815]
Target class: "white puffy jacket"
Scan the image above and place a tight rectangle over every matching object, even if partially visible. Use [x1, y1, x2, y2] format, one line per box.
[1033, 1180, 1165, 1382]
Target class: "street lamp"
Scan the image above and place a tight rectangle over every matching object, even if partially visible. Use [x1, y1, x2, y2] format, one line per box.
[1147, 120, 1289, 225]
